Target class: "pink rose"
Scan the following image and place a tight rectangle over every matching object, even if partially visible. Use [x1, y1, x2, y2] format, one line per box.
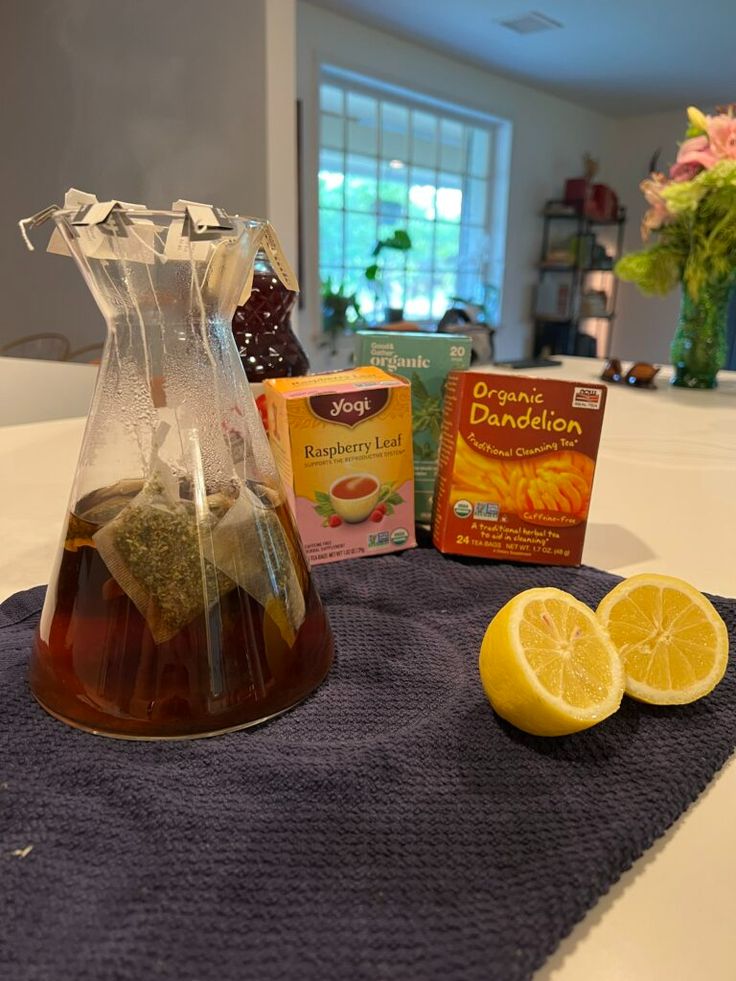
[669, 160, 703, 182]
[707, 115, 736, 159]
[669, 135, 717, 181]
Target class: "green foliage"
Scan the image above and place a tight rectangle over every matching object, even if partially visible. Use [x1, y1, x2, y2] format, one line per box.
[615, 248, 683, 296]
[683, 181, 736, 296]
[372, 229, 412, 256]
[413, 441, 435, 460]
[313, 490, 336, 520]
[411, 372, 443, 437]
[377, 482, 404, 516]
[661, 181, 706, 216]
[321, 277, 364, 346]
[364, 228, 413, 289]
[617, 161, 736, 300]
[321, 276, 357, 302]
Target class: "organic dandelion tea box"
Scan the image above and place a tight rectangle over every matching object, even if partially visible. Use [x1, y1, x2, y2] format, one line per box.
[354, 331, 472, 524]
[264, 367, 416, 565]
[432, 371, 607, 565]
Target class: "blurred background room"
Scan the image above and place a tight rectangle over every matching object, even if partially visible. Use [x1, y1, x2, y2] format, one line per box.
[3, 0, 734, 379]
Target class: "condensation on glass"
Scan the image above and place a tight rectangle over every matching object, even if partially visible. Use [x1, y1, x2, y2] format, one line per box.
[19, 193, 333, 739]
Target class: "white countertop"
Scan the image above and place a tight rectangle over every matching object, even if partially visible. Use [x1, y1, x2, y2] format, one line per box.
[1, 355, 735, 979]
[0, 355, 97, 426]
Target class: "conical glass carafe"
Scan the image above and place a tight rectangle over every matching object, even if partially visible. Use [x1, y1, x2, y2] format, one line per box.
[24, 199, 333, 739]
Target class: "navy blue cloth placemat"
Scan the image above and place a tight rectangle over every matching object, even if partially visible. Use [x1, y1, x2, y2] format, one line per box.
[2, 549, 736, 981]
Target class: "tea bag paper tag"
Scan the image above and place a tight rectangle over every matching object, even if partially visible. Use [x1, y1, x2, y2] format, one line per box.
[171, 199, 234, 234]
[45, 231, 69, 256]
[259, 222, 299, 292]
[50, 215, 157, 265]
[235, 221, 299, 306]
[41, 189, 153, 263]
[162, 216, 211, 262]
[44, 188, 100, 256]
[70, 198, 146, 227]
[236, 266, 255, 308]
[68, 194, 153, 264]
[165, 199, 236, 260]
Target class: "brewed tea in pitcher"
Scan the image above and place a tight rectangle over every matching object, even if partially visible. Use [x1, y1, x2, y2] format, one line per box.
[20, 192, 333, 739]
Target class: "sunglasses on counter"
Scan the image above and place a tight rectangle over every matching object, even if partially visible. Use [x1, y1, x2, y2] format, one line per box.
[600, 359, 660, 388]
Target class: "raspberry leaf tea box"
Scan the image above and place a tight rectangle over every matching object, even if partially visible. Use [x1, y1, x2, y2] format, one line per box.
[354, 331, 472, 524]
[264, 367, 416, 565]
[433, 371, 607, 565]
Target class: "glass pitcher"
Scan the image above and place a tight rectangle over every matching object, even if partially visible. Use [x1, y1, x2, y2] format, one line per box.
[20, 194, 333, 739]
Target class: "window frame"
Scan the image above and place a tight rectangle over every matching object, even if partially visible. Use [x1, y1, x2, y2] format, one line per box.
[317, 63, 512, 327]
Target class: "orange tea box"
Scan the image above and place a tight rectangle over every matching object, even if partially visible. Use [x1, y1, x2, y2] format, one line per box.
[432, 371, 607, 565]
[264, 367, 416, 565]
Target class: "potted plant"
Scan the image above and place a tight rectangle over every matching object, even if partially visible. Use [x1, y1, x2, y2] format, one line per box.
[364, 229, 412, 323]
[321, 277, 363, 354]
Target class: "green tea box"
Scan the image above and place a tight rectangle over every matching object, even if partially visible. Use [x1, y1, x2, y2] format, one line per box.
[354, 331, 472, 524]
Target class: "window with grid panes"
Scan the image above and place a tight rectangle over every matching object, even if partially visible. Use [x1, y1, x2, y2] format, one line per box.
[318, 67, 509, 325]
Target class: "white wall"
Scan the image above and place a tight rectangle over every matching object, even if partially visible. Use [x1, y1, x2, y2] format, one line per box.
[296, 1, 615, 366]
[605, 110, 686, 361]
[1, 0, 693, 368]
[1, 0, 298, 353]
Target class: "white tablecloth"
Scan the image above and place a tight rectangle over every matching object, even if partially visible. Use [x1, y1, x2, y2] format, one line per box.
[1, 355, 736, 980]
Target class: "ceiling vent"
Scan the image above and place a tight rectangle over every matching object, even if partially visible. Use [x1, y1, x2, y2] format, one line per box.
[497, 11, 563, 34]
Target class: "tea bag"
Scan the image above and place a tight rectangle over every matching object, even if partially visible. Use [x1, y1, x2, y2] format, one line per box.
[92, 470, 303, 645]
[77, 479, 146, 524]
[208, 482, 305, 646]
[93, 448, 235, 644]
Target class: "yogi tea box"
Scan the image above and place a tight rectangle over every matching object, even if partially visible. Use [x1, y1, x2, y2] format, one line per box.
[264, 367, 416, 565]
[432, 371, 607, 565]
[354, 331, 472, 524]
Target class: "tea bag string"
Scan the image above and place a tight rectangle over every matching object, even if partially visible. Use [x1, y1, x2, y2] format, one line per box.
[177, 414, 231, 699]
[187, 240, 235, 482]
[149, 421, 178, 497]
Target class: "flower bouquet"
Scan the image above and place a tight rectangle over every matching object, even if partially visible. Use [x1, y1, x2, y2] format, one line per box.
[615, 105, 736, 387]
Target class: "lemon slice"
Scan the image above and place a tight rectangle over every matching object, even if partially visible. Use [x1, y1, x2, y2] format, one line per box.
[479, 588, 625, 736]
[596, 573, 729, 704]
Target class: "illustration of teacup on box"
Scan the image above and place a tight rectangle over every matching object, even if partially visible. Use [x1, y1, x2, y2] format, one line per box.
[328, 473, 381, 523]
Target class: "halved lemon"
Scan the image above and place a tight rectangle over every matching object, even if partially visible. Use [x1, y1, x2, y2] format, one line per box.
[479, 588, 625, 736]
[596, 573, 729, 704]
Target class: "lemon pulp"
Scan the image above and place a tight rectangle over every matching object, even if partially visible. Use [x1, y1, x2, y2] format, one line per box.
[596, 573, 729, 704]
[479, 587, 625, 737]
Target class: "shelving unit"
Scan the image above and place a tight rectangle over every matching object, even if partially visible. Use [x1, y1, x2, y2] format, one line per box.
[532, 199, 626, 358]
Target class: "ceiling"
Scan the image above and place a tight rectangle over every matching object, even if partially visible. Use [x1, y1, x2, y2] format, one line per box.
[306, 0, 733, 116]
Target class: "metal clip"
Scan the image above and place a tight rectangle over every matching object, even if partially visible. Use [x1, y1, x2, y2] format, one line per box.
[70, 199, 146, 227]
[172, 199, 233, 235]
[18, 205, 61, 251]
